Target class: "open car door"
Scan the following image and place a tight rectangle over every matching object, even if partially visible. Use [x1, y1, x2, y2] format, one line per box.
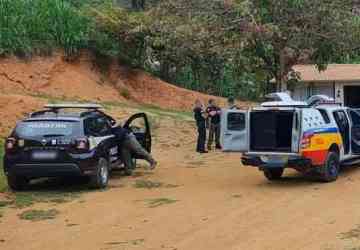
[123, 113, 152, 157]
[221, 109, 248, 152]
[348, 109, 360, 155]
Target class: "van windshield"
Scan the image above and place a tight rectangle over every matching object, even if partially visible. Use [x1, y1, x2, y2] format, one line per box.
[16, 121, 79, 137]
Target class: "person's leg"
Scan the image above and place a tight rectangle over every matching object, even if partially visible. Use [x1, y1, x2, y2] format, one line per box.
[126, 133, 157, 168]
[196, 126, 202, 152]
[207, 123, 214, 150]
[197, 126, 206, 152]
[215, 123, 221, 149]
[121, 143, 135, 170]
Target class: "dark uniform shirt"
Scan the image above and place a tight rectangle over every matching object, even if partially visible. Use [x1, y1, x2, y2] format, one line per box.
[206, 106, 221, 124]
[111, 126, 130, 143]
[194, 107, 206, 128]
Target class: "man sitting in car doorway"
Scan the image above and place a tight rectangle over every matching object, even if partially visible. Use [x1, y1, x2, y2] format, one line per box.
[110, 122, 157, 173]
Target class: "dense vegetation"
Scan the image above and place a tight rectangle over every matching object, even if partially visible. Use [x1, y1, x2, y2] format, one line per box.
[0, 0, 359, 100]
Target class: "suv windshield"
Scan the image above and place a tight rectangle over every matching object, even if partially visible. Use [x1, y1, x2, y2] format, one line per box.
[16, 120, 79, 137]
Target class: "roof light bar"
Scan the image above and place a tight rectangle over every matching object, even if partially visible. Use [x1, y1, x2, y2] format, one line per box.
[44, 103, 103, 110]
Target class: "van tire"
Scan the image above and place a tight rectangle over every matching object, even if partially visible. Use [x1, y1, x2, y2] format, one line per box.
[90, 158, 109, 189]
[7, 175, 28, 191]
[319, 152, 339, 182]
[263, 168, 284, 180]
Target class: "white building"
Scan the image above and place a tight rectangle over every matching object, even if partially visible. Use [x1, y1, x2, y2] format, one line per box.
[286, 64, 360, 108]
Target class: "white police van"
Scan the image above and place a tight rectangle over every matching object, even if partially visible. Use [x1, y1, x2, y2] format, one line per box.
[221, 93, 360, 182]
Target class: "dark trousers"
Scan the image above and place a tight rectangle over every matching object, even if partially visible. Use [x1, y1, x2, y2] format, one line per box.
[196, 125, 206, 152]
[208, 123, 221, 149]
[121, 133, 154, 169]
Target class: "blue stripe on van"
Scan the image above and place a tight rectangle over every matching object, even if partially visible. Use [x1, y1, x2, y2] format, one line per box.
[307, 127, 338, 134]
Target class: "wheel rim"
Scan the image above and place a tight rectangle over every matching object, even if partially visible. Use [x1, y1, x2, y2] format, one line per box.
[100, 161, 108, 184]
[328, 157, 338, 177]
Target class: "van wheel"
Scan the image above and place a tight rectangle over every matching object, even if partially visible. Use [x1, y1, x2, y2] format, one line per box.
[263, 168, 284, 180]
[90, 158, 109, 189]
[7, 175, 28, 191]
[319, 152, 339, 182]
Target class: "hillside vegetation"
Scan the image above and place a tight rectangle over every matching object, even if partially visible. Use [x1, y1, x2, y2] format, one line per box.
[1, 0, 359, 100]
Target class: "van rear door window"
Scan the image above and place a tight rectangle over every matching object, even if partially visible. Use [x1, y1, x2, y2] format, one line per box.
[227, 113, 245, 131]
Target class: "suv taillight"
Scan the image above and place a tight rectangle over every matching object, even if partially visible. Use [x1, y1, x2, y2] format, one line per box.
[74, 138, 90, 152]
[301, 132, 314, 149]
[5, 137, 17, 153]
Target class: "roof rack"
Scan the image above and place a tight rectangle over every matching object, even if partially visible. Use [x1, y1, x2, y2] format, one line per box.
[29, 104, 103, 118]
[44, 103, 103, 110]
[29, 109, 57, 118]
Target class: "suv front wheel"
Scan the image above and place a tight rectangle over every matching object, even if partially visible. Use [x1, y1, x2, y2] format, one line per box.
[90, 158, 109, 189]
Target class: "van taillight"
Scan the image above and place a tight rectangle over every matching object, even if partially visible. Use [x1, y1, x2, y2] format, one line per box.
[301, 132, 314, 149]
[5, 138, 17, 152]
[75, 138, 89, 151]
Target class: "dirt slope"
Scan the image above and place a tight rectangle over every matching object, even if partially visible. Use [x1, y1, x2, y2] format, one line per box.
[0, 53, 244, 116]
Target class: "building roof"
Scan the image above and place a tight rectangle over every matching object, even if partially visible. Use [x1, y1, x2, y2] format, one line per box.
[293, 64, 360, 83]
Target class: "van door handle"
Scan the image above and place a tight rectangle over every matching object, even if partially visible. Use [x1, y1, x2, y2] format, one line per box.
[224, 133, 232, 136]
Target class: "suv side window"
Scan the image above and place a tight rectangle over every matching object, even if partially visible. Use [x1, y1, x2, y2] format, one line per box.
[84, 116, 112, 136]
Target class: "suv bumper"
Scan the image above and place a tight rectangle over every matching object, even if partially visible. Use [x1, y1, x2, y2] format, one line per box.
[8, 163, 82, 178]
[241, 154, 312, 169]
[4, 152, 99, 178]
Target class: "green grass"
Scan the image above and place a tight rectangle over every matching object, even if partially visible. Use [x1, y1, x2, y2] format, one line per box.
[102, 100, 192, 121]
[144, 198, 178, 208]
[133, 180, 179, 189]
[340, 225, 360, 240]
[0, 0, 91, 57]
[134, 180, 163, 189]
[18, 209, 59, 221]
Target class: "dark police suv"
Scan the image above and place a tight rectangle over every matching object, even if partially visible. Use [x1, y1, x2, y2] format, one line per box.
[3, 104, 151, 190]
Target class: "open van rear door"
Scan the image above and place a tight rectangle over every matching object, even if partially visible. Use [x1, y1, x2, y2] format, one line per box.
[221, 109, 248, 152]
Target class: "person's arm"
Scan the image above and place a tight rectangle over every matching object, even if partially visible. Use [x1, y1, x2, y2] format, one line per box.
[201, 110, 208, 119]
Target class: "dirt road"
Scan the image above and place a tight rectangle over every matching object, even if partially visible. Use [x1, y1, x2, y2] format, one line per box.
[1, 112, 360, 250]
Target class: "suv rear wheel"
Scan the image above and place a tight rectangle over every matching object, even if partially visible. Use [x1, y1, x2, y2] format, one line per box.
[263, 168, 284, 181]
[319, 151, 340, 182]
[7, 175, 28, 191]
[90, 158, 109, 189]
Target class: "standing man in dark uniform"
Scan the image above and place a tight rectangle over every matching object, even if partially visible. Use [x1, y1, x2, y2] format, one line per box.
[206, 99, 222, 150]
[193, 99, 208, 153]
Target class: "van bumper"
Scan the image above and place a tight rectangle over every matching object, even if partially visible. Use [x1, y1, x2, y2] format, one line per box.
[241, 154, 312, 169]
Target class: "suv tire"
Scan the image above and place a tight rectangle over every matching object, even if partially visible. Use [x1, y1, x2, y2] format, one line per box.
[90, 158, 109, 189]
[7, 175, 28, 191]
[263, 168, 284, 181]
[319, 151, 340, 182]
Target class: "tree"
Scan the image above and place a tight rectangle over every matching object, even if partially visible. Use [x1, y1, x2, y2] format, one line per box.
[245, 0, 359, 90]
